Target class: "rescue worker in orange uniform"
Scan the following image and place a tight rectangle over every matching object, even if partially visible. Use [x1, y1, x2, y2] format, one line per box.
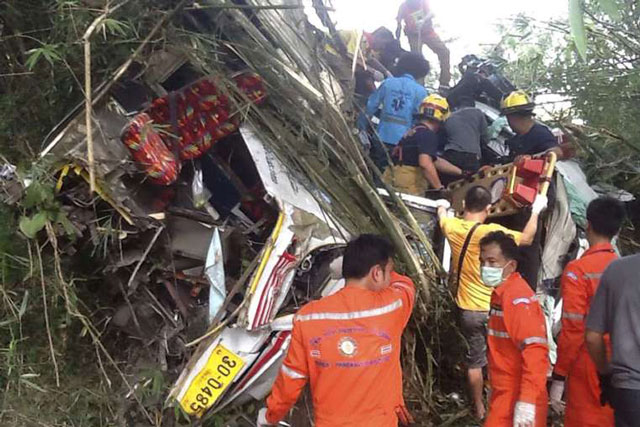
[480, 231, 549, 427]
[549, 197, 626, 426]
[257, 234, 415, 427]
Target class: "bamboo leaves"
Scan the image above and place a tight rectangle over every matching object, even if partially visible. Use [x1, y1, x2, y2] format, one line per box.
[569, 0, 588, 60]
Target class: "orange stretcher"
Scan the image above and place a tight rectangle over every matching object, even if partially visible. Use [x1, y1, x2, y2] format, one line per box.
[448, 152, 557, 217]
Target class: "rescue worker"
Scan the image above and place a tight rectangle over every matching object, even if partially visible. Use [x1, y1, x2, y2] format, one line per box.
[395, 0, 451, 90]
[500, 90, 566, 162]
[257, 234, 416, 427]
[586, 252, 640, 427]
[365, 52, 429, 172]
[479, 231, 549, 427]
[550, 197, 626, 426]
[435, 186, 547, 420]
[382, 94, 461, 195]
[438, 105, 489, 185]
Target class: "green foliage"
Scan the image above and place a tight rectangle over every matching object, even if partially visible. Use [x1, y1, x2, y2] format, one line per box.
[19, 180, 74, 239]
[24, 44, 63, 70]
[569, 0, 588, 60]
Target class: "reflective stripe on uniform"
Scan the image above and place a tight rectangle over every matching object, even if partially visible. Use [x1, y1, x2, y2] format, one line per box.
[583, 273, 602, 280]
[490, 309, 504, 317]
[281, 365, 306, 380]
[562, 312, 585, 320]
[488, 328, 510, 338]
[295, 299, 403, 322]
[512, 295, 537, 305]
[520, 336, 548, 348]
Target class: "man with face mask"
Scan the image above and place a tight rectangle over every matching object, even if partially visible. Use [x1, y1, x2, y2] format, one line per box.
[257, 234, 416, 427]
[479, 231, 549, 427]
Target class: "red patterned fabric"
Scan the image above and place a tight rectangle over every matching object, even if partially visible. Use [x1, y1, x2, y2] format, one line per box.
[120, 113, 180, 185]
[121, 72, 267, 183]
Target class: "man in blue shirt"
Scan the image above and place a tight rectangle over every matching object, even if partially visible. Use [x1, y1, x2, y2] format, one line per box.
[366, 52, 429, 148]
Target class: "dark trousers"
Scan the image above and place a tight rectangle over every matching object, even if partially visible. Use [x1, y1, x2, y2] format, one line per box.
[611, 388, 640, 427]
[440, 150, 480, 186]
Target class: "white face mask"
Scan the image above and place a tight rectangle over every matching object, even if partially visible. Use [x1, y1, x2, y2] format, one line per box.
[481, 263, 511, 288]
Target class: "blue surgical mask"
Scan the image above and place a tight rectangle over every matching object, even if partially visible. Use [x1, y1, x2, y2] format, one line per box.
[481, 265, 506, 288]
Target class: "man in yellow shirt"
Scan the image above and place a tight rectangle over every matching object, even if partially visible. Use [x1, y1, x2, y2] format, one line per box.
[435, 186, 547, 420]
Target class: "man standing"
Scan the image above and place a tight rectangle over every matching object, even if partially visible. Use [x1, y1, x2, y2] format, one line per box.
[480, 231, 549, 427]
[500, 90, 565, 161]
[435, 186, 547, 419]
[550, 197, 625, 426]
[586, 254, 640, 427]
[257, 234, 415, 426]
[366, 52, 430, 148]
[395, 0, 451, 90]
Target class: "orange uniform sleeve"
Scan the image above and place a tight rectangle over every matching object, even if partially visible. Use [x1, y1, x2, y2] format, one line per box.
[389, 271, 416, 326]
[266, 320, 309, 423]
[554, 265, 587, 377]
[503, 295, 550, 404]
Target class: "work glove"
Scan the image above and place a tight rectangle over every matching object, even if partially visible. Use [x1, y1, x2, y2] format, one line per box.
[434, 199, 451, 210]
[599, 374, 613, 406]
[395, 405, 415, 426]
[549, 379, 566, 414]
[531, 194, 548, 215]
[513, 401, 536, 427]
[256, 407, 274, 426]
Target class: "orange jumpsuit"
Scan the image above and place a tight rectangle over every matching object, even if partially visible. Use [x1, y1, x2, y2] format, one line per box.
[554, 243, 617, 427]
[486, 273, 549, 427]
[266, 272, 415, 426]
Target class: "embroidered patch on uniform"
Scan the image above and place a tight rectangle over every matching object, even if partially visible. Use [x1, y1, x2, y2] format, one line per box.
[381, 344, 393, 355]
[512, 297, 531, 305]
[566, 271, 578, 281]
[310, 350, 321, 358]
[338, 337, 358, 358]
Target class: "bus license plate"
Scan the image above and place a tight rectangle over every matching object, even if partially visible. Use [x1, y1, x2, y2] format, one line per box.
[180, 344, 244, 417]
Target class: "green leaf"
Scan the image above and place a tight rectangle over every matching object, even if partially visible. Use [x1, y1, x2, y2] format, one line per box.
[569, 0, 588, 61]
[23, 181, 54, 209]
[24, 44, 61, 70]
[101, 18, 130, 38]
[18, 290, 29, 319]
[596, 0, 621, 21]
[19, 212, 48, 238]
[55, 211, 76, 236]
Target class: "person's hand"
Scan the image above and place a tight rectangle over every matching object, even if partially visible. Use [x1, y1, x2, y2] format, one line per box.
[256, 408, 274, 426]
[513, 401, 536, 427]
[395, 405, 415, 426]
[549, 379, 566, 414]
[513, 154, 532, 165]
[372, 70, 385, 82]
[531, 194, 548, 215]
[599, 374, 613, 406]
[434, 199, 451, 210]
[462, 170, 476, 182]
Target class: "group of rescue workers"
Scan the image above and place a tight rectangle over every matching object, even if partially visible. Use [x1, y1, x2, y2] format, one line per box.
[253, 1, 640, 426]
[256, 193, 636, 427]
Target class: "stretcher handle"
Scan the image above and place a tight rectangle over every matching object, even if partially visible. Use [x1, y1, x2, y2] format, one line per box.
[538, 151, 557, 197]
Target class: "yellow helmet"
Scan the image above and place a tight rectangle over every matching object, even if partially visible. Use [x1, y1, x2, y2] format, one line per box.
[417, 94, 450, 122]
[501, 90, 535, 115]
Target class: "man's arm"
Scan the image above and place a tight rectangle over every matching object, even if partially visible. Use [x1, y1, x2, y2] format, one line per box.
[434, 157, 462, 176]
[554, 266, 589, 377]
[366, 83, 385, 117]
[585, 330, 609, 374]
[265, 322, 309, 424]
[585, 268, 611, 374]
[519, 195, 547, 245]
[418, 154, 443, 189]
[504, 296, 549, 405]
[389, 271, 416, 325]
